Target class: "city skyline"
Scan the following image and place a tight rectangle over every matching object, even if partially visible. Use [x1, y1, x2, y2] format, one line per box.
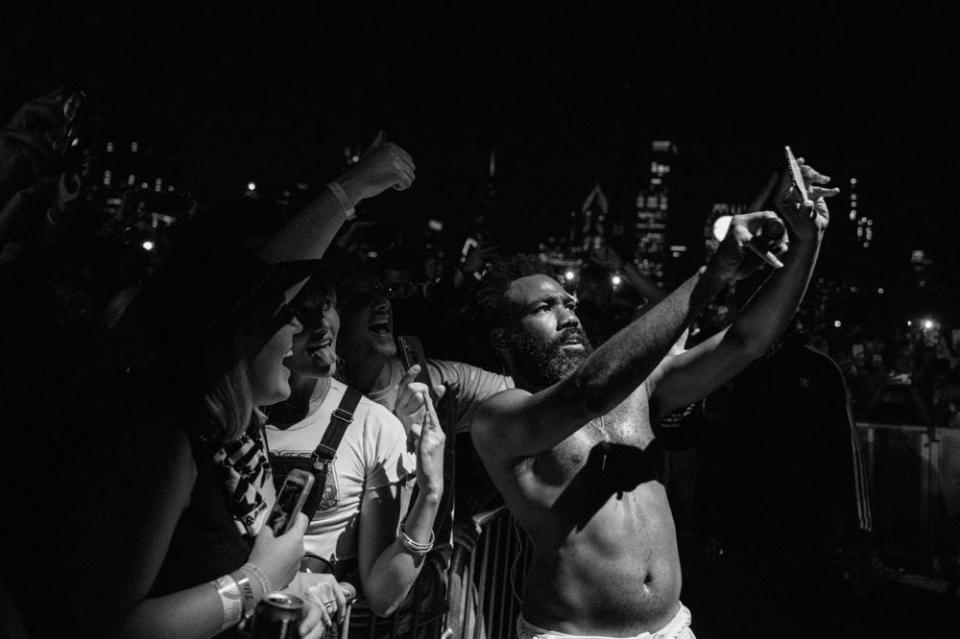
[3, 3, 958, 299]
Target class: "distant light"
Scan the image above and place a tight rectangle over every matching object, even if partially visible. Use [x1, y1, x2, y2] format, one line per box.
[923, 319, 934, 330]
[131, 141, 139, 153]
[106, 142, 115, 153]
[834, 320, 842, 328]
[142, 241, 155, 251]
[878, 288, 885, 295]
[427, 219, 444, 232]
[247, 182, 257, 191]
[611, 274, 622, 286]
[351, 155, 360, 164]
[850, 177, 857, 185]
[71, 137, 79, 147]
[565, 270, 576, 281]
[907, 320, 912, 327]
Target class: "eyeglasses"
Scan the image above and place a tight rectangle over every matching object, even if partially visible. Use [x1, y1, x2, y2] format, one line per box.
[337, 282, 389, 308]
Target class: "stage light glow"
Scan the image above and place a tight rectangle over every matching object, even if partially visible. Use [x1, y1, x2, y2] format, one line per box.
[611, 275, 622, 286]
[142, 241, 155, 251]
[247, 182, 257, 191]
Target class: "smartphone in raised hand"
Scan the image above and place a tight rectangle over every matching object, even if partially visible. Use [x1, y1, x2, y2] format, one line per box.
[396, 335, 439, 405]
[784, 146, 810, 205]
[266, 468, 315, 535]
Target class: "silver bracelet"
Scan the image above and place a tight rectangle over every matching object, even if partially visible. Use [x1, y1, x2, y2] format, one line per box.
[241, 562, 272, 597]
[327, 180, 356, 221]
[399, 516, 435, 555]
[213, 574, 244, 630]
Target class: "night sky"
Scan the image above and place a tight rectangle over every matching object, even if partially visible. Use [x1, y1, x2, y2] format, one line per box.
[4, 2, 959, 284]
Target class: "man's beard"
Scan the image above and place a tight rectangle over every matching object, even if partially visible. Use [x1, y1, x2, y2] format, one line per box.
[505, 326, 594, 389]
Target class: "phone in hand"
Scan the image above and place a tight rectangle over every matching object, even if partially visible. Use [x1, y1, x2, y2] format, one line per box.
[396, 335, 439, 405]
[784, 145, 810, 204]
[266, 468, 315, 535]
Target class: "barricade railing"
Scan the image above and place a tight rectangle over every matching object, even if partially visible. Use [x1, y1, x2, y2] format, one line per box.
[335, 504, 532, 639]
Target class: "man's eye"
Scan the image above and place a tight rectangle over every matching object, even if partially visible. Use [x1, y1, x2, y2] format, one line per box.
[536, 305, 550, 313]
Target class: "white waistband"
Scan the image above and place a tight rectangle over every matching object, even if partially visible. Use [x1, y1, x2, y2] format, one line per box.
[517, 603, 692, 639]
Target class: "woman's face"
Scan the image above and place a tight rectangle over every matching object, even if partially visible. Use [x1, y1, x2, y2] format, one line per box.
[286, 289, 341, 379]
[249, 311, 303, 406]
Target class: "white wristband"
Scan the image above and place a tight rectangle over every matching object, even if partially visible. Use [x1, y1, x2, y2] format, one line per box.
[327, 181, 356, 221]
[213, 574, 244, 630]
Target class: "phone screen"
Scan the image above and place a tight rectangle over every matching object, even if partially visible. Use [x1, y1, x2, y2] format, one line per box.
[396, 335, 438, 405]
[784, 146, 809, 203]
[267, 470, 314, 535]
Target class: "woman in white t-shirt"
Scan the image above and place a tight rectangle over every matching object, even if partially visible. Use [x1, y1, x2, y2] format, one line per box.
[264, 275, 444, 633]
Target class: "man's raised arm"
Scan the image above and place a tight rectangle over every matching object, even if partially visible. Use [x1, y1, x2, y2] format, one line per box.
[648, 158, 838, 421]
[473, 211, 783, 460]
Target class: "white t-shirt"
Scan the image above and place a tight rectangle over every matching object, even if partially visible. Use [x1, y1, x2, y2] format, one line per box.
[265, 379, 415, 564]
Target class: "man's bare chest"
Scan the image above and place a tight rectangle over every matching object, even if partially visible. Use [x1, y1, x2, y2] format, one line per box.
[528, 392, 657, 488]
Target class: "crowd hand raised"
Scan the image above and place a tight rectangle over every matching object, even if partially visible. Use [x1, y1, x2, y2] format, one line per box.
[708, 210, 788, 282]
[248, 512, 308, 594]
[336, 130, 416, 203]
[407, 386, 445, 498]
[393, 365, 446, 435]
[774, 157, 838, 241]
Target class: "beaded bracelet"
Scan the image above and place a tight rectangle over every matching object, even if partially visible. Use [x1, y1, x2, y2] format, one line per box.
[399, 516, 435, 555]
[327, 181, 356, 221]
[212, 574, 244, 630]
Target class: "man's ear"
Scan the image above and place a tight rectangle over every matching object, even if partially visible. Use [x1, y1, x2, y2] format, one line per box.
[489, 327, 508, 353]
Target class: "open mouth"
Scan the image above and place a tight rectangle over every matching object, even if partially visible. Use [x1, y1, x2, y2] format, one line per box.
[306, 335, 335, 361]
[369, 319, 392, 337]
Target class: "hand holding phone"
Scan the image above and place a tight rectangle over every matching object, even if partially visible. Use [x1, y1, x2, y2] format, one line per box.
[267, 469, 315, 536]
[784, 146, 812, 207]
[396, 335, 439, 405]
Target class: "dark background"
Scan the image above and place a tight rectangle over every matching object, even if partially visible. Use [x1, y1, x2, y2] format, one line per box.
[3, 2, 958, 286]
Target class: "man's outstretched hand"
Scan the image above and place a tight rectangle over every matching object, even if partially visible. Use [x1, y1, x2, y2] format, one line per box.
[775, 156, 838, 242]
[709, 210, 789, 282]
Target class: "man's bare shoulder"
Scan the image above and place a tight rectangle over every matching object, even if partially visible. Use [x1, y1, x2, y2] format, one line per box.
[471, 387, 533, 451]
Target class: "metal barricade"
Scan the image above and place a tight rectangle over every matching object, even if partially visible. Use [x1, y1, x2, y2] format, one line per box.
[445, 505, 533, 639]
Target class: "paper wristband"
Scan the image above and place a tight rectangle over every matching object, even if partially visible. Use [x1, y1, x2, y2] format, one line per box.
[213, 575, 244, 630]
[327, 181, 356, 221]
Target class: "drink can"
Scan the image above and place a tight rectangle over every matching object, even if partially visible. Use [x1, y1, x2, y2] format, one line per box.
[251, 592, 304, 639]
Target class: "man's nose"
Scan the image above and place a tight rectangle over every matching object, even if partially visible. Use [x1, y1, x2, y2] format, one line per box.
[557, 306, 579, 329]
[372, 297, 391, 314]
[289, 315, 303, 333]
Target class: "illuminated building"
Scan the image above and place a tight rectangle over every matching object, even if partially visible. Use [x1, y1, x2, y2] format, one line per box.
[848, 177, 874, 249]
[633, 140, 677, 287]
[575, 182, 610, 253]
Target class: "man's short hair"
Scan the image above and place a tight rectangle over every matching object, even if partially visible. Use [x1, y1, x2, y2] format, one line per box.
[476, 254, 555, 329]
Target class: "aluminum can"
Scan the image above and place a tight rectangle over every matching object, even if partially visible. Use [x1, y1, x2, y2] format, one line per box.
[251, 592, 304, 639]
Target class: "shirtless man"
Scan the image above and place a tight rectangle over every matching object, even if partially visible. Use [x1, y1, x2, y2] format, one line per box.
[472, 159, 837, 638]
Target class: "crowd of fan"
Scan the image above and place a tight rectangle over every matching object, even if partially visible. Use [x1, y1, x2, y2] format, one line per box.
[0, 85, 934, 639]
